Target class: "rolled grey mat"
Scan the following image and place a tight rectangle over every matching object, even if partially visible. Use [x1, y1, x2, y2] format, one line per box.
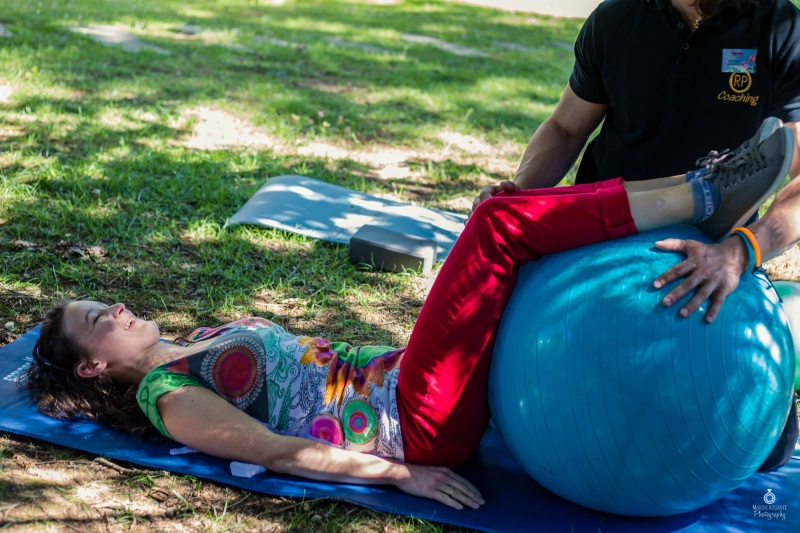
[226, 175, 465, 261]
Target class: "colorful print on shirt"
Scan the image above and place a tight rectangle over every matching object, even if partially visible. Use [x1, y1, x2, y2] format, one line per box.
[136, 319, 405, 460]
[721, 49, 757, 73]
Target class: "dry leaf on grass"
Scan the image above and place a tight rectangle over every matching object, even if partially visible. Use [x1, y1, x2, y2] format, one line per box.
[56, 240, 105, 259]
[12, 239, 38, 249]
[149, 489, 170, 502]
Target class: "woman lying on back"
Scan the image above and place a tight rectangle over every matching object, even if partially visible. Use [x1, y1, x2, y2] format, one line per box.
[23, 120, 799, 509]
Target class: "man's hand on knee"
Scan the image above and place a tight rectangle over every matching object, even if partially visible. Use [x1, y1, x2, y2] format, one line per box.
[467, 181, 520, 224]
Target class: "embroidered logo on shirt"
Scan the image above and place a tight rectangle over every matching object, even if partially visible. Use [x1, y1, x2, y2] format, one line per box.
[718, 50, 759, 107]
[729, 72, 753, 93]
[722, 49, 756, 73]
[718, 72, 759, 106]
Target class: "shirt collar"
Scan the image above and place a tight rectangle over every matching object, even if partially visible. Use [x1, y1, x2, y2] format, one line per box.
[647, 0, 736, 28]
[647, 0, 669, 9]
[648, 0, 761, 15]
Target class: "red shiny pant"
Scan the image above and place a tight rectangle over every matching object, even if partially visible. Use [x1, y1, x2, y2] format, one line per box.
[397, 178, 638, 467]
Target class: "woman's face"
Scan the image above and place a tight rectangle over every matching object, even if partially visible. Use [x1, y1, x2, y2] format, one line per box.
[61, 301, 160, 375]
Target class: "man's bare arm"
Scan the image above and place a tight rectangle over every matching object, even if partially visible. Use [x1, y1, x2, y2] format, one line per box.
[468, 84, 607, 220]
[747, 122, 800, 264]
[513, 83, 608, 189]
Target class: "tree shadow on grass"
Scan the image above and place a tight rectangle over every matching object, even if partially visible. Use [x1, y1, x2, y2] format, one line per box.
[0, 126, 425, 347]
[0, 0, 577, 144]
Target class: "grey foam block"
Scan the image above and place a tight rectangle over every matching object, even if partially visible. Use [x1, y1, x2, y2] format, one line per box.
[348, 225, 438, 274]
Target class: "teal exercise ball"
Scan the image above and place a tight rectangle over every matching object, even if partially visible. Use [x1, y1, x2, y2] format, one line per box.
[771, 280, 800, 391]
[489, 225, 796, 517]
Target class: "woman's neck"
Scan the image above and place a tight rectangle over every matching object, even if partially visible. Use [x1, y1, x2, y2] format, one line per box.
[112, 339, 205, 385]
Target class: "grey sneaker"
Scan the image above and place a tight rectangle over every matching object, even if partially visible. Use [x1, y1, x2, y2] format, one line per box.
[695, 126, 794, 241]
[736, 116, 784, 156]
[689, 117, 783, 180]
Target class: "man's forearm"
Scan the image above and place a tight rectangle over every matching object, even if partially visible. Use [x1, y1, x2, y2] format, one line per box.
[788, 122, 800, 179]
[748, 122, 800, 262]
[750, 176, 800, 264]
[513, 117, 590, 190]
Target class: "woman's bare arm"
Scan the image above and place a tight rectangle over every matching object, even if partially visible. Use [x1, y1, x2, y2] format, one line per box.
[156, 386, 484, 509]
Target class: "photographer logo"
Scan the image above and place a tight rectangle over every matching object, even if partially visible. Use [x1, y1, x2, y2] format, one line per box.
[753, 489, 787, 521]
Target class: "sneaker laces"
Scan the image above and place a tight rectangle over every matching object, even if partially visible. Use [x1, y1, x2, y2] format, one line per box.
[704, 145, 767, 189]
[695, 149, 732, 172]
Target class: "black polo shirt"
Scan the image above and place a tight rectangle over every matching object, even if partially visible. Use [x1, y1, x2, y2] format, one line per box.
[571, 0, 800, 184]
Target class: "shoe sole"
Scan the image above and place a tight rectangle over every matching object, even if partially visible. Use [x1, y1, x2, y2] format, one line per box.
[718, 127, 794, 241]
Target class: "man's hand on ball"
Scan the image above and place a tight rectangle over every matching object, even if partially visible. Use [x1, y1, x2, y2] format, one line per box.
[652, 237, 749, 323]
[466, 181, 520, 223]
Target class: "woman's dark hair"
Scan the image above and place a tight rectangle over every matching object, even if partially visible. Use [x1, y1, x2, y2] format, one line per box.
[20, 300, 155, 434]
[695, 0, 756, 17]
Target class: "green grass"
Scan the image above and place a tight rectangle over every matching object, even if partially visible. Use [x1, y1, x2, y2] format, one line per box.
[0, 0, 581, 333]
[0, 0, 581, 530]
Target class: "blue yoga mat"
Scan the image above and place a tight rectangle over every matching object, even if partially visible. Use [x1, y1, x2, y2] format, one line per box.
[225, 175, 466, 261]
[1, 325, 798, 532]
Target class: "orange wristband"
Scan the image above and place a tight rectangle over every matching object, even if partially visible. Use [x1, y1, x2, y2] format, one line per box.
[731, 227, 761, 268]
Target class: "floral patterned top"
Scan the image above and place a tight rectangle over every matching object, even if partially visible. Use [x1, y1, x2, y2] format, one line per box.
[136, 318, 405, 460]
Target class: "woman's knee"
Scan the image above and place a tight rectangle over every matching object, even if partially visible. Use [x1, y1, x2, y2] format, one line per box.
[470, 195, 510, 228]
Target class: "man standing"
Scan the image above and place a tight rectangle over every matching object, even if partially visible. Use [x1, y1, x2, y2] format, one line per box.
[474, 0, 800, 322]
[471, 0, 800, 471]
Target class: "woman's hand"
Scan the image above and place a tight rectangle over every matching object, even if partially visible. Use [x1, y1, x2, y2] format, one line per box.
[652, 236, 749, 323]
[392, 463, 484, 510]
[467, 181, 520, 223]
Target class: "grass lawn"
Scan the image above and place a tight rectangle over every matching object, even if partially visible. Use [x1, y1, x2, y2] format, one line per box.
[0, 0, 798, 531]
